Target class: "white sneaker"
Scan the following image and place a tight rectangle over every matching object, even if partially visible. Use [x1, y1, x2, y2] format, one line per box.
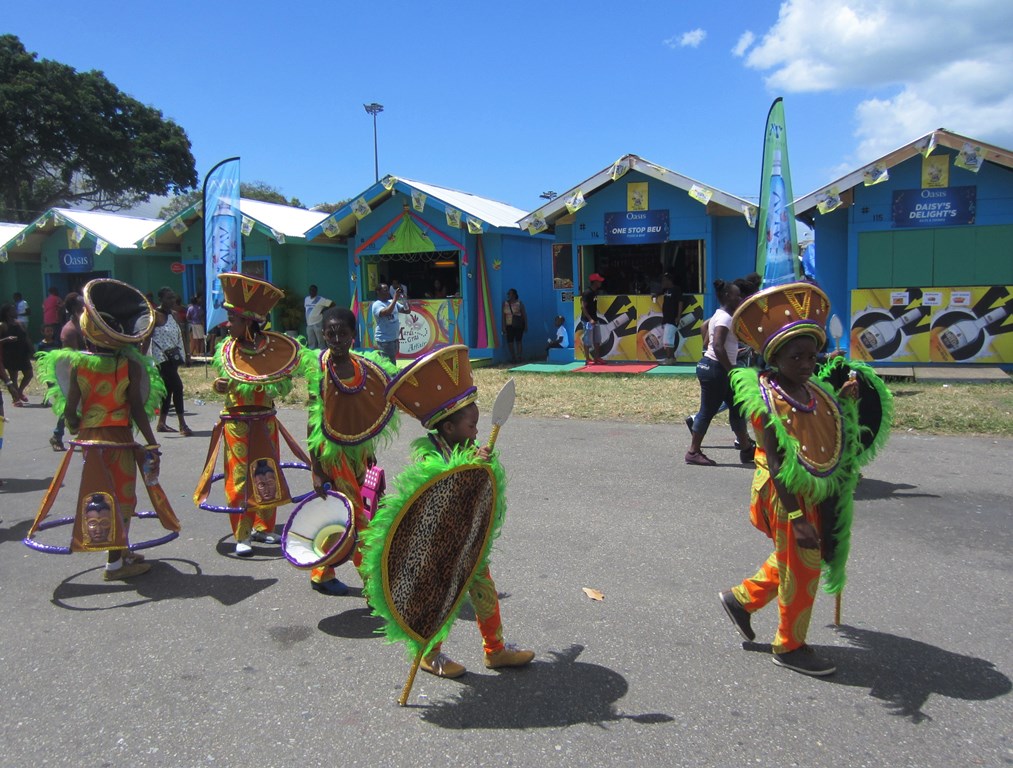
[235, 539, 253, 557]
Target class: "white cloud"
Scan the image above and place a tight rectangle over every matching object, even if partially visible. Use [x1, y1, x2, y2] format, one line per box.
[732, 31, 755, 58]
[665, 29, 707, 49]
[744, 0, 1013, 158]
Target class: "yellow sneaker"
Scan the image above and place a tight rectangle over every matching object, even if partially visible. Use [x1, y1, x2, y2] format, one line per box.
[484, 644, 535, 669]
[421, 652, 466, 679]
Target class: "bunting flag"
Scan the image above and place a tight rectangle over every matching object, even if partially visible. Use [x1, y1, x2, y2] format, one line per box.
[170, 217, 188, 236]
[565, 189, 586, 214]
[381, 175, 397, 190]
[524, 214, 548, 235]
[742, 204, 758, 228]
[466, 216, 483, 234]
[919, 132, 937, 158]
[688, 184, 713, 205]
[411, 190, 427, 212]
[352, 197, 371, 220]
[322, 217, 340, 237]
[52, 213, 64, 227]
[0, 249, 7, 263]
[816, 186, 843, 215]
[241, 216, 254, 236]
[755, 97, 799, 287]
[142, 232, 157, 249]
[203, 156, 242, 333]
[475, 235, 496, 349]
[611, 157, 630, 180]
[863, 163, 889, 186]
[270, 228, 286, 244]
[37, 215, 49, 229]
[70, 225, 86, 246]
[15, 231, 25, 246]
[445, 206, 461, 228]
[94, 238, 109, 255]
[194, 200, 204, 217]
[954, 142, 983, 173]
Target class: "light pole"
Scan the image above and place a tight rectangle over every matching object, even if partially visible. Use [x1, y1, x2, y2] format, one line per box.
[539, 191, 557, 201]
[363, 102, 384, 183]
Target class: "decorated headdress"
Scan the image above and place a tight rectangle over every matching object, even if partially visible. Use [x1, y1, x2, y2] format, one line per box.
[80, 278, 156, 349]
[219, 272, 284, 321]
[386, 344, 477, 429]
[732, 281, 830, 359]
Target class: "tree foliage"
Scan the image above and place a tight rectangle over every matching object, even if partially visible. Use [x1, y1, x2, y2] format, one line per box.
[159, 180, 305, 219]
[0, 35, 197, 222]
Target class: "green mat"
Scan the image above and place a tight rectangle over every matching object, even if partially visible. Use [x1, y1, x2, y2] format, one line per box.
[510, 362, 585, 373]
[644, 364, 697, 376]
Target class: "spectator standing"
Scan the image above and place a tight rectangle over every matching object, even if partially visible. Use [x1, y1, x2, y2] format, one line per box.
[502, 288, 527, 363]
[304, 285, 335, 349]
[186, 295, 206, 357]
[580, 273, 606, 365]
[0, 303, 33, 405]
[13, 292, 30, 329]
[42, 287, 63, 334]
[371, 283, 410, 363]
[653, 272, 684, 365]
[145, 287, 193, 436]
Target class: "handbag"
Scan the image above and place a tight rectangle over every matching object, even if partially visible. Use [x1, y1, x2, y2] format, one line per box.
[164, 346, 184, 365]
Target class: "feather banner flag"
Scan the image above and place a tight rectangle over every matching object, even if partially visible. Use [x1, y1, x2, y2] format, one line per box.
[203, 157, 242, 333]
[755, 98, 799, 287]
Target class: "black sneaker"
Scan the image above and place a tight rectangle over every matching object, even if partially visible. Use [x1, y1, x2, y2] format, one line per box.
[718, 590, 755, 641]
[772, 645, 836, 676]
[739, 441, 756, 464]
[250, 530, 281, 545]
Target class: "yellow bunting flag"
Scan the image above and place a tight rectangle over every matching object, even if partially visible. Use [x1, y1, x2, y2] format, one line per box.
[94, 238, 109, 255]
[270, 228, 285, 244]
[15, 232, 25, 246]
[352, 197, 371, 220]
[0, 249, 7, 263]
[195, 200, 204, 218]
[610, 158, 630, 181]
[322, 217, 340, 238]
[445, 207, 461, 228]
[742, 204, 758, 228]
[241, 216, 254, 236]
[466, 216, 483, 234]
[565, 189, 586, 214]
[411, 190, 426, 212]
[688, 184, 712, 205]
[524, 214, 548, 235]
[381, 175, 397, 190]
[954, 143, 983, 173]
[919, 132, 937, 158]
[863, 163, 889, 186]
[170, 217, 188, 236]
[70, 225, 86, 246]
[816, 187, 843, 215]
[142, 232, 157, 249]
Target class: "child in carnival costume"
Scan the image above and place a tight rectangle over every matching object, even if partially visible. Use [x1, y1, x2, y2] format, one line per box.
[194, 273, 311, 557]
[363, 344, 534, 679]
[28, 279, 180, 580]
[297, 306, 400, 596]
[718, 282, 892, 676]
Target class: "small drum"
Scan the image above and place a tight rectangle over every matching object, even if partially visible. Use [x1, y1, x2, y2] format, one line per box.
[361, 465, 386, 523]
[281, 490, 356, 570]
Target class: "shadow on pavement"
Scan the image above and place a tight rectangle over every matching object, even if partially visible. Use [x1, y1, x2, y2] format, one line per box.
[51, 558, 277, 610]
[418, 644, 674, 729]
[318, 605, 384, 639]
[854, 478, 941, 501]
[0, 476, 57, 495]
[744, 625, 1011, 723]
[0, 518, 33, 546]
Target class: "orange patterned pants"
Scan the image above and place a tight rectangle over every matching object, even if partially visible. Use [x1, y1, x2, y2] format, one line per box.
[731, 470, 822, 654]
[429, 566, 504, 656]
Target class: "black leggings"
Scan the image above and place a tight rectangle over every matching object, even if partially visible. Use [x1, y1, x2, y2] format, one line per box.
[158, 360, 185, 418]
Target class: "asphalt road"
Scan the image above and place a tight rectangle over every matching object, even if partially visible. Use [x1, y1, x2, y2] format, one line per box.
[0, 399, 1010, 767]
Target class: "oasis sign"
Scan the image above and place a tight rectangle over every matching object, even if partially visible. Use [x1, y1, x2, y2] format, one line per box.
[58, 248, 94, 273]
[891, 186, 976, 228]
[604, 210, 670, 245]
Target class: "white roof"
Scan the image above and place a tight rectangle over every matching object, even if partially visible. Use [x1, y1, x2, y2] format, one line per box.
[238, 198, 329, 238]
[396, 178, 528, 229]
[54, 208, 163, 248]
[0, 222, 25, 245]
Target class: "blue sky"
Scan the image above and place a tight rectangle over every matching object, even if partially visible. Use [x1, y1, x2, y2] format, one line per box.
[5, 1, 1013, 216]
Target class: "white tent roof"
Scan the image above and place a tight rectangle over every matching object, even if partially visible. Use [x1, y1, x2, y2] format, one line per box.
[238, 198, 329, 238]
[395, 178, 528, 229]
[54, 208, 164, 249]
[0, 222, 25, 245]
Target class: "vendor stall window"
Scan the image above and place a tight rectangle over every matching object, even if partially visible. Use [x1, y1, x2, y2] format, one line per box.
[553, 244, 573, 289]
[586, 240, 704, 294]
[367, 250, 461, 298]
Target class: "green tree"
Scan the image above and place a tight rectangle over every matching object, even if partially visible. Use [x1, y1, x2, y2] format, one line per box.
[159, 180, 306, 219]
[0, 35, 197, 223]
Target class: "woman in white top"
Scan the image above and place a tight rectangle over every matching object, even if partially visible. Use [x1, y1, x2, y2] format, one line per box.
[685, 279, 755, 466]
[146, 287, 193, 436]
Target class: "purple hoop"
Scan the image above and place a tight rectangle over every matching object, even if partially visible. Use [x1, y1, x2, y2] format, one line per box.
[198, 461, 313, 513]
[23, 510, 180, 555]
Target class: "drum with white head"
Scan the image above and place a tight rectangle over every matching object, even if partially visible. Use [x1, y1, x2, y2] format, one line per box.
[281, 490, 356, 569]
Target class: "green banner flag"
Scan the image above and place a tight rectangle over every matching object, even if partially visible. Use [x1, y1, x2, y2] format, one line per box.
[755, 98, 799, 286]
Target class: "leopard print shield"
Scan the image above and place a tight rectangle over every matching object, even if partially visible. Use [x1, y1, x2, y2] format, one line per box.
[382, 464, 497, 643]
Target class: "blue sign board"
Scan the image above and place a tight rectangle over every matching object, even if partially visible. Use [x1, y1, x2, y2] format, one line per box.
[892, 186, 976, 228]
[604, 210, 670, 245]
[59, 248, 94, 273]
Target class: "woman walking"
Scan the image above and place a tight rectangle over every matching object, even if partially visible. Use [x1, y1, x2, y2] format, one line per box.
[502, 288, 527, 363]
[0, 303, 33, 405]
[685, 279, 755, 466]
[146, 287, 192, 436]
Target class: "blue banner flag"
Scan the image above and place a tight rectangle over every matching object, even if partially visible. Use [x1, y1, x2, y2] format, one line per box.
[755, 98, 799, 287]
[203, 157, 242, 333]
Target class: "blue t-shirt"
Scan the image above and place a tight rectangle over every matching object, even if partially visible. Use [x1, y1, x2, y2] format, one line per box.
[371, 299, 401, 343]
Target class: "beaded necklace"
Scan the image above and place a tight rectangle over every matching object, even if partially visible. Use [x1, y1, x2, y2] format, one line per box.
[326, 352, 365, 394]
[767, 375, 817, 413]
